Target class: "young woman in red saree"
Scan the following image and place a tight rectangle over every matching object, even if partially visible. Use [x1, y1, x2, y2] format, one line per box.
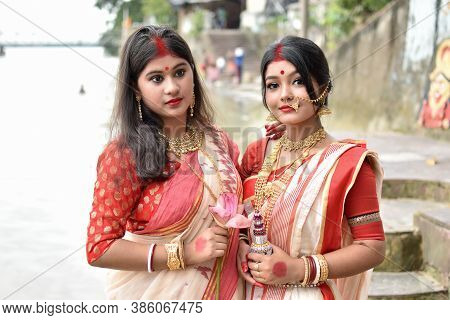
[85, 26, 253, 299]
[237, 36, 386, 300]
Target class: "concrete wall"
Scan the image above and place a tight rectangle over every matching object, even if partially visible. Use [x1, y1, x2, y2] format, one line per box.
[326, 0, 449, 133]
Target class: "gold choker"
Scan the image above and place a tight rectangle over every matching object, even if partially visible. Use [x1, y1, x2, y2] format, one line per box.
[159, 126, 204, 157]
[278, 128, 327, 152]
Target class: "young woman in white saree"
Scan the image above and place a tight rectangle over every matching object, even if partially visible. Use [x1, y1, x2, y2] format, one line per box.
[237, 36, 386, 300]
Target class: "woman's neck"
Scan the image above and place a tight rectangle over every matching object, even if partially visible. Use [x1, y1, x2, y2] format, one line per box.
[284, 117, 322, 141]
[163, 117, 187, 139]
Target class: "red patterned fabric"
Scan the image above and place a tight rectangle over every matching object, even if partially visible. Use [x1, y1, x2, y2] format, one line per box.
[86, 142, 182, 263]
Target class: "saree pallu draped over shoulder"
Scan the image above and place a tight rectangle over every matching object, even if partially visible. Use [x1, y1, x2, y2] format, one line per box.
[243, 142, 383, 300]
[105, 129, 244, 300]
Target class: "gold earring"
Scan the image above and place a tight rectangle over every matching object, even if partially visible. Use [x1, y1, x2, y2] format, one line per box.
[317, 106, 332, 117]
[190, 92, 195, 117]
[136, 96, 143, 121]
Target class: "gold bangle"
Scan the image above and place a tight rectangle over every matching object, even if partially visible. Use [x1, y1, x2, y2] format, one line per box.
[317, 254, 329, 282]
[300, 256, 309, 286]
[178, 240, 185, 270]
[239, 233, 249, 243]
[165, 243, 181, 270]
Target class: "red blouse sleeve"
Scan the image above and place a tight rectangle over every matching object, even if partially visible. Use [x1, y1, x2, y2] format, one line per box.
[344, 160, 385, 241]
[86, 142, 141, 264]
[239, 138, 268, 180]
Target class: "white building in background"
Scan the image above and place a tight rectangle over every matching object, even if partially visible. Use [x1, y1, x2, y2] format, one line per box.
[240, 0, 328, 47]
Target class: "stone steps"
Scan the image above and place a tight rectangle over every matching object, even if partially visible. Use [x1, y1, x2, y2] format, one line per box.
[369, 272, 448, 299]
[376, 198, 449, 272]
[371, 198, 449, 299]
[382, 179, 450, 202]
[414, 208, 450, 287]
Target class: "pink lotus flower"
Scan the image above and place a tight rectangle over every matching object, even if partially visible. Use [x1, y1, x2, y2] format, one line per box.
[209, 193, 252, 228]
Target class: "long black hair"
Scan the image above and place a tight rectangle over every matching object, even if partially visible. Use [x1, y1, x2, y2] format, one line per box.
[260, 36, 332, 109]
[110, 25, 215, 181]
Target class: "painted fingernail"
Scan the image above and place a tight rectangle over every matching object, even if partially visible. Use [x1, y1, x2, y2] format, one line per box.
[264, 124, 269, 129]
[255, 282, 265, 288]
[241, 261, 248, 273]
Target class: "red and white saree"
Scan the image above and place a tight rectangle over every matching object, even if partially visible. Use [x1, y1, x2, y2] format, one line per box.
[241, 139, 384, 300]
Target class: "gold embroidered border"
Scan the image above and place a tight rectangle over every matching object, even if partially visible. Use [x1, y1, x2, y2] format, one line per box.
[348, 212, 381, 227]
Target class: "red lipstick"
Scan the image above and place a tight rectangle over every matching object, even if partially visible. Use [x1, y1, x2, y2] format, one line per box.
[279, 105, 294, 113]
[166, 97, 183, 106]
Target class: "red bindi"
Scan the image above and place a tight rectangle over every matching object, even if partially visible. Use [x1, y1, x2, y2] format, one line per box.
[272, 262, 287, 277]
[280, 70, 285, 75]
[165, 66, 169, 71]
[195, 237, 206, 252]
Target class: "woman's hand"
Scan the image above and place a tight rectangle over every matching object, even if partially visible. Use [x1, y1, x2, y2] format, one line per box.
[184, 225, 228, 265]
[265, 121, 286, 140]
[247, 243, 303, 285]
[237, 240, 264, 288]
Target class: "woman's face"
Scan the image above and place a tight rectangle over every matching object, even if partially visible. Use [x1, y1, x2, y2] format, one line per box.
[136, 54, 194, 123]
[264, 60, 319, 126]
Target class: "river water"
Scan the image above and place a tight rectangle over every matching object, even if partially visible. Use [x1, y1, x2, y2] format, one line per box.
[0, 47, 119, 299]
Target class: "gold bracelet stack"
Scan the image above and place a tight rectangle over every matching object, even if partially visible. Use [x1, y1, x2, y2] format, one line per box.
[278, 254, 329, 288]
[164, 241, 185, 271]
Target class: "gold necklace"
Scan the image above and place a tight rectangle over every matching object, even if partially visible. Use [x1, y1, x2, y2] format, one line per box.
[159, 126, 204, 157]
[253, 128, 327, 232]
[278, 127, 327, 151]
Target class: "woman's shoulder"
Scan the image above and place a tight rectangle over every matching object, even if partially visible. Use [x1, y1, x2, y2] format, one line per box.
[97, 139, 135, 170]
[243, 137, 270, 156]
[333, 139, 381, 176]
[240, 137, 270, 178]
[337, 138, 369, 150]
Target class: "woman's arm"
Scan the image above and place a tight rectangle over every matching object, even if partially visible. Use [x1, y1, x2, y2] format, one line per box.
[247, 239, 385, 285]
[324, 239, 385, 279]
[90, 225, 230, 271]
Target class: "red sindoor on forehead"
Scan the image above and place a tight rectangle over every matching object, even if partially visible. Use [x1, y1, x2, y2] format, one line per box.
[273, 43, 284, 62]
[154, 36, 170, 57]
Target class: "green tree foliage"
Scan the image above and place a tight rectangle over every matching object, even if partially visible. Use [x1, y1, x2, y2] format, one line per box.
[190, 9, 205, 37]
[95, 0, 176, 55]
[324, 0, 392, 49]
[142, 0, 177, 26]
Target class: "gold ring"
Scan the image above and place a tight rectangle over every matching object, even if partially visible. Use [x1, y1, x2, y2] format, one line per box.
[256, 262, 260, 272]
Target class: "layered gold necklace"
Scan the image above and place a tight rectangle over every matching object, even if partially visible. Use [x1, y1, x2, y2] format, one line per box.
[254, 127, 327, 232]
[160, 127, 224, 202]
[159, 126, 204, 157]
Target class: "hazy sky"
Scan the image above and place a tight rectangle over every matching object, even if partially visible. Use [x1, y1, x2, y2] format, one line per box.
[0, 0, 113, 43]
